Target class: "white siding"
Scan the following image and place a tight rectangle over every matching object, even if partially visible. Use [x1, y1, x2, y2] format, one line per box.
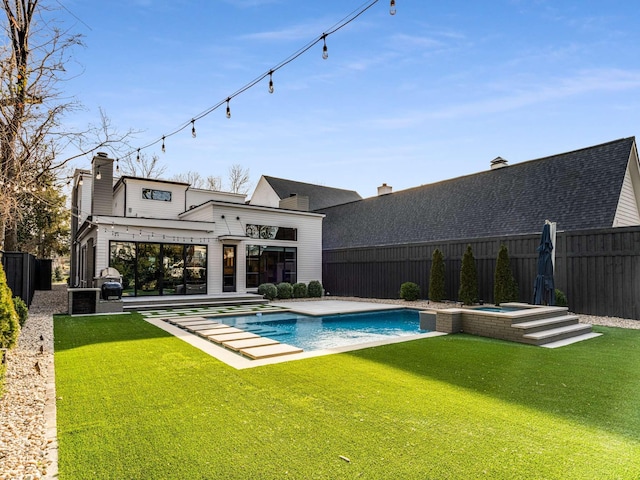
[77, 176, 93, 225]
[249, 176, 280, 207]
[113, 183, 125, 217]
[124, 179, 187, 219]
[186, 189, 246, 209]
[613, 153, 640, 227]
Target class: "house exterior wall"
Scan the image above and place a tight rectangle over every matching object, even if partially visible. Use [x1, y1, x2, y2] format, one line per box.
[613, 149, 640, 227]
[113, 183, 125, 217]
[122, 179, 188, 219]
[186, 189, 246, 210]
[248, 176, 280, 207]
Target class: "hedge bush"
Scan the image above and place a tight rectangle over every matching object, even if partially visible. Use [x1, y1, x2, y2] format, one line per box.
[400, 282, 420, 301]
[555, 289, 568, 307]
[277, 282, 293, 299]
[13, 297, 28, 327]
[429, 248, 445, 302]
[308, 280, 323, 298]
[458, 245, 479, 306]
[494, 244, 519, 305]
[0, 263, 20, 349]
[293, 282, 308, 298]
[258, 283, 277, 300]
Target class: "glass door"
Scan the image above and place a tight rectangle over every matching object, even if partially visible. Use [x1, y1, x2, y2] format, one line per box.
[136, 243, 161, 296]
[162, 244, 185, 295]
[223, 245, 236, 292]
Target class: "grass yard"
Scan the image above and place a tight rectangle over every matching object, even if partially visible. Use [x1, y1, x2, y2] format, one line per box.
[54, 313, 640, 479]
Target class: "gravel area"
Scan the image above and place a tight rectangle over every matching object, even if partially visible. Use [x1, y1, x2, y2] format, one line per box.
[0, 288, 637, 479]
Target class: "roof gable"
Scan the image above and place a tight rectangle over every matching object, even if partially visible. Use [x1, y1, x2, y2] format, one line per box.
[320, 137, 637, 249]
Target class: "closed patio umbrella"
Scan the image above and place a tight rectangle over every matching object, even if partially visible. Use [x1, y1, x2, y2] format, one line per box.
[532, 222, 556, 305]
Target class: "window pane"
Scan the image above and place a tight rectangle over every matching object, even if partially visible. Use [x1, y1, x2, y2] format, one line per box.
[109, 241, 136, 296]
[185, 245, 207, 294]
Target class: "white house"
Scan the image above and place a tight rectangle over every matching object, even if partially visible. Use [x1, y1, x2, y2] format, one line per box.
[70, 153, 324, 297]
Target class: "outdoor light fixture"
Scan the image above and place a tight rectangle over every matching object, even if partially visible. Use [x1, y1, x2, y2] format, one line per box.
[268, 71, 274, 94]
[390, 0, 396, 15]
[96, 169, 102, 180]
[226, 98, 231, 118]
[79, 176, 83, 186]
[322, 35, 328, 59]
[161, 136, 166, 153]
[191, 119, 196, 138]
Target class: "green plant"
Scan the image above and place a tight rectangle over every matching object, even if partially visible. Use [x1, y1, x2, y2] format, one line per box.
[293, 282, 307, 298]
[555, 289, 568, 307]
[13, 297, 28, 327]
[400, 282, 420, 301]
[429, 248, 446, 302]
[0, 263, 20, 349]
[276, 282, 293, 299]
[257, 283, 277, 300]
[53, 266, 64, 282]
[307, 280, 323, 298]
[493, 244, 519, 305]
[458, 244, 479, 305]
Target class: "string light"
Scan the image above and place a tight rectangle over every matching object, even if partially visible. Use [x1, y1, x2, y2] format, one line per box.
[79, 176, 83, 186]
[390, 0, 396, 15]
[161, 136, 166, 153]
[136, 149, 140, 162]
[96, 168, 102, 180]
[322, 34, 328, 59]
[117, 0, 386, 160]
[116, 158, 120, 174]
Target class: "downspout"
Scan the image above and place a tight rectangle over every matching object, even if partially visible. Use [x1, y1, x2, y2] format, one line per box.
[123, 179, 127, 217]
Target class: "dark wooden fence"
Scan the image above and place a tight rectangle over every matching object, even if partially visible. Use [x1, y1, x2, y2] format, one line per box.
[0, 251, 52, 307]
[323, 226, 640, 319]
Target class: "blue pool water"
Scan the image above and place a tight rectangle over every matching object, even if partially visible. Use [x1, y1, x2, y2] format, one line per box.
[215, 309, 425, 351]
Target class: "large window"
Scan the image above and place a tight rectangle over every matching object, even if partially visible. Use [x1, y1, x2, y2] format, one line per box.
[246, 224, 297, 241]
[142, 188, 172, 201]
[246, 245, 297, 288]
[109, 241, 207, 296]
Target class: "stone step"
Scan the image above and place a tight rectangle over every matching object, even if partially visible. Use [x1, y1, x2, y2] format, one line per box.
[540, 332, 603, 349]
[523, 323, 593, 345]
[123, 297, 267, 311]
[512, 315, 580, 332]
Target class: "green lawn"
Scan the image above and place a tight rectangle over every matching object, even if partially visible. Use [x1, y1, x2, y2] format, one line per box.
[54, 313, 640, 479]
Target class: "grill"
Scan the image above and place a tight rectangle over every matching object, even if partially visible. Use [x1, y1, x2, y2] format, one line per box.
[101, 281, 123, 300]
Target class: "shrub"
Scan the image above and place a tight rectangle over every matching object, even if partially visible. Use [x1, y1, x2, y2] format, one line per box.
[277, 282, 293, 299]
[555, 289, 568, 307]
[308, 280, 323, 298]
[13, 297, 28, 327]
[429, 248, 446, 302]
[293, 282, 308, 298]
[494, 244, 519, 305]
[400, 282, 420, 301]
[53, 266, 63, 282]
[0, 263, 20, 349]
[258, 283, 277, 300]
[458, 245, 479, 305]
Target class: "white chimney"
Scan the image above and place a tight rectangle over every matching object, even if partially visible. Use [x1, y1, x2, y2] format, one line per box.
[490, 156, 509, 170]
[377, 183, 393, 196]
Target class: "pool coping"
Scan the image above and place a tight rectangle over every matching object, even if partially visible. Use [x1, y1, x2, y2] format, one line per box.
[144, 301, 447, 369]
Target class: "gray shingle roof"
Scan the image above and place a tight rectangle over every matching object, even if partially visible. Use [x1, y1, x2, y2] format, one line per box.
[319, 137, 636, 250]
[263, 176, 362, 211]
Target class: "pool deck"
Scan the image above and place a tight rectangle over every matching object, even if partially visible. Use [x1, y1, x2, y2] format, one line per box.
[143, 300, 446, 369]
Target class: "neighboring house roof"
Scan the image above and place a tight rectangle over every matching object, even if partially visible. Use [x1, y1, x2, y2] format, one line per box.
[262, 175, 362, 211]
[319, 137, 638, 250]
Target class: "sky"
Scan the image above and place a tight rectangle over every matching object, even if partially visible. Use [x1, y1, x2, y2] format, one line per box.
[52, 0, 640, 198]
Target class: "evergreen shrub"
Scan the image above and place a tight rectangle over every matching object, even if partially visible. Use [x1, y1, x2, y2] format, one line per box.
[429, 248, 446, 302]
[13, 297, 28, 327]
[277, 282, 293, 299]
[0, 263, 20, 349]
[494, 244, 519, 305]
[555, 289, 568, 307]
[400, 282, 420, 301]
[293, 283, 307, 298]
[307, 280, 323, 298]
[458, 245, 479, 306]
[258, 283, 277, 300]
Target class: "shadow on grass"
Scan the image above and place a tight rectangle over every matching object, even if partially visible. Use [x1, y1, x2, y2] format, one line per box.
[344, 327, 640, 441]
[53, 313, 172, 352]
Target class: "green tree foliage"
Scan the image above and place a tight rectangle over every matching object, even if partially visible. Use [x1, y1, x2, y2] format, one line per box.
[0, 263, 20, 349]
[13, 296, 28, 327]
[458, 245, 478, 305]
[400, 282, 420, 301]
[494, 244, 519, 305]
[429, 248, 446, 302]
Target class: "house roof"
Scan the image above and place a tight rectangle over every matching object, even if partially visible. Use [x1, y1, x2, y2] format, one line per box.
[262, 175, 362, 211]
[319, 137, 636, 250]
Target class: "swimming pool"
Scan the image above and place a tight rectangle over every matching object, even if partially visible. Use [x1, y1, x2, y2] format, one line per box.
[212, 309, 425, 352]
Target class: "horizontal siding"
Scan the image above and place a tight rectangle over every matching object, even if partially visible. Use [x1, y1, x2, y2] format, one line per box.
[124, 179, 187, 219]
[614, 167, 640, 227]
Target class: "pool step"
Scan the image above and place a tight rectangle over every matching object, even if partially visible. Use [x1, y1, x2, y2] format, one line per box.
[523, 323, 594, 346]
[512, 315, 580, 333]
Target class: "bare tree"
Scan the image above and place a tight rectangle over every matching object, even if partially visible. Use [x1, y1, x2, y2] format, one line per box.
[118, 152, 167, 178]
[228, 164, 251, 194]
[171, 170, 203, 187]
[205, 175, 222, 191]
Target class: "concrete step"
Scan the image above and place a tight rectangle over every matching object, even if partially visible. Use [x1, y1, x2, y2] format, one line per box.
[123, 297, 267, 311]
[540, 332, 603, 349]
[523, 323, 593, 345]
[512, 315, 580, 333]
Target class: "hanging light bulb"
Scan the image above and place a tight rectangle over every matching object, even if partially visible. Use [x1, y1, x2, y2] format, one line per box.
[322, 34, 328, 60]
[268, 71, 274, 94]
[226, 98, 231, 119]
[191, 119, 196, 138]
[116, 159, 120, 174]
[136, 149, 140, 162]
[161, 136, 166, 153]
[390, 0, 396, 15]
[96, 168, 102, 180]
[79, 176, 84, 186]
